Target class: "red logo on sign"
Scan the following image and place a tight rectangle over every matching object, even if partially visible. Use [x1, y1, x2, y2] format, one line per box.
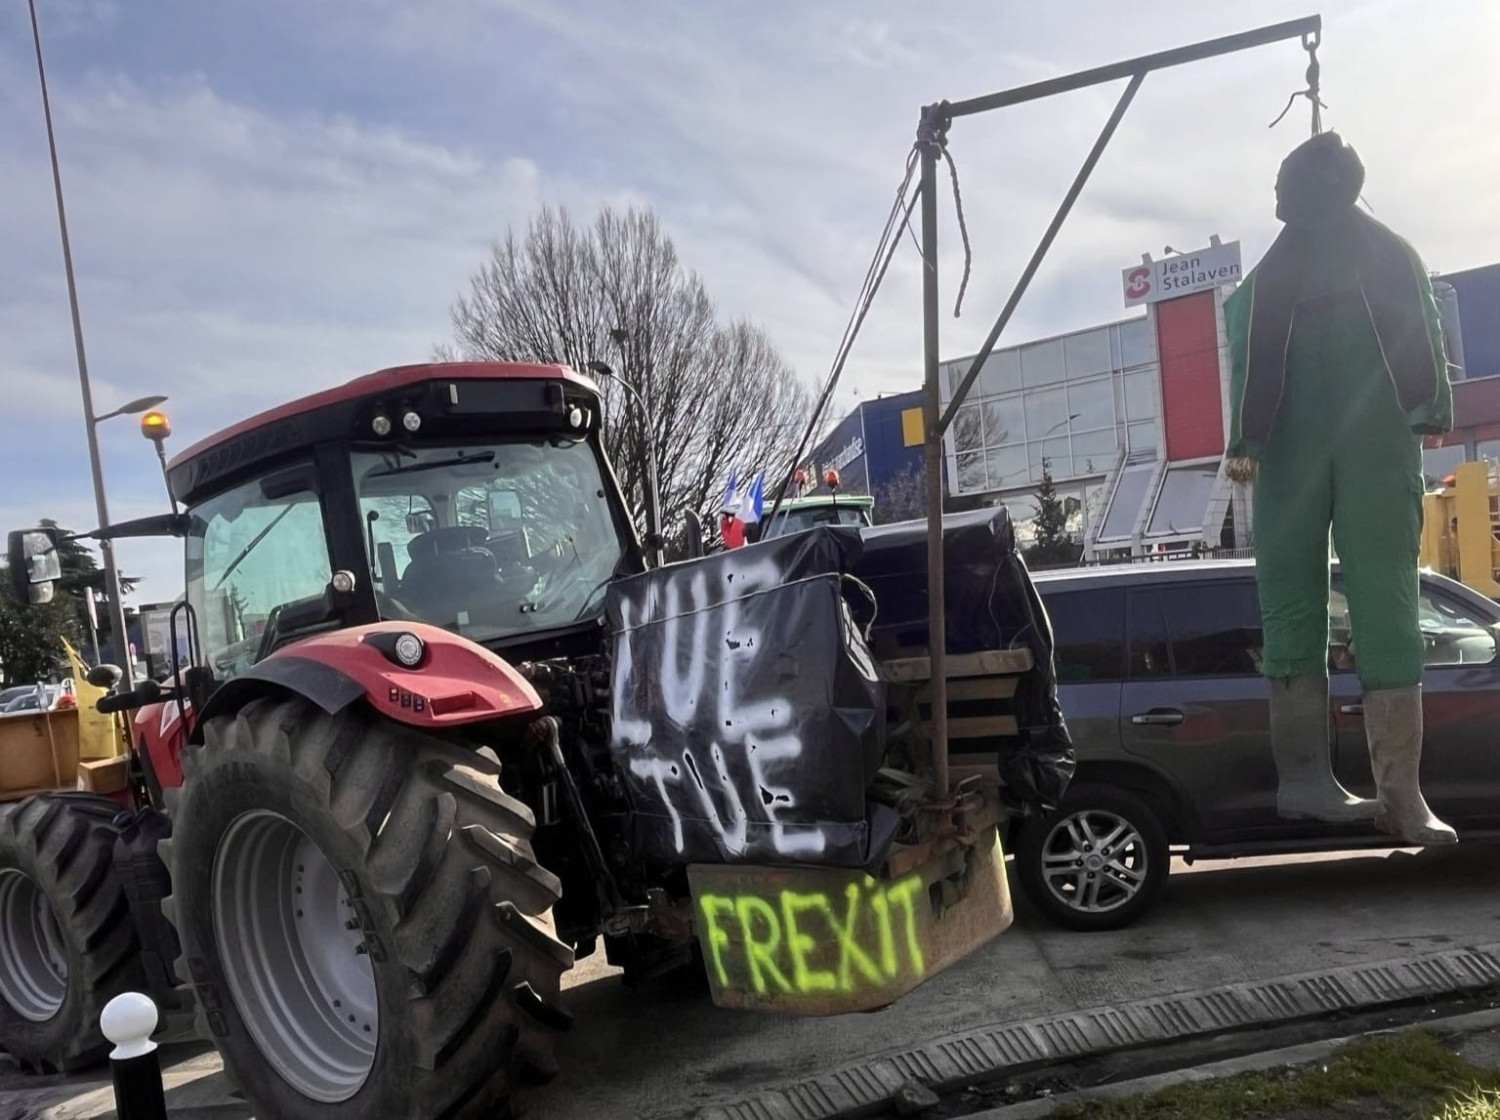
[1125, 266, 1152, 300]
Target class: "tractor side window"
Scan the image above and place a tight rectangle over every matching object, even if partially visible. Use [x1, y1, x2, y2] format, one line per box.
[186, 473, 331, 680]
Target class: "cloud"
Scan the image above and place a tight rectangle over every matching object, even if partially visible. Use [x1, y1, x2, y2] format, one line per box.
[3, 0, 1497, 604]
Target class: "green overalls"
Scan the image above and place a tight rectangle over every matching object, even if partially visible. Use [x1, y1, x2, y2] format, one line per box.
[1225, 221, 1452, 692]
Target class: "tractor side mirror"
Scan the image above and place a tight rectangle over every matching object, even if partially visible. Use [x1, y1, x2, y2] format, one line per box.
[6, 528, 62, 605]
[86, 664, 125, 690]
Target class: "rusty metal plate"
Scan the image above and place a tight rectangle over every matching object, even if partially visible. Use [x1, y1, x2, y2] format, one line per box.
[686, 832, 1012, 1015]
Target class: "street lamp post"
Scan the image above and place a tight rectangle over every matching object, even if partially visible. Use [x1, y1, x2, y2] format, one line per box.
[29, 0, 145, 676]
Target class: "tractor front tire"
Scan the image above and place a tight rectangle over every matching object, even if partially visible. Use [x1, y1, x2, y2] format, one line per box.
[162, 695, 572, 1119]
[0, 793, 145, 1072]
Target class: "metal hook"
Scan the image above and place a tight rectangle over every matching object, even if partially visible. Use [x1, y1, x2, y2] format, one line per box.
[1269, 30, 1326, 135]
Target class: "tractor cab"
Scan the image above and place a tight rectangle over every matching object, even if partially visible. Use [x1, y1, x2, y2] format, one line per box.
[12, 364, 645, 685]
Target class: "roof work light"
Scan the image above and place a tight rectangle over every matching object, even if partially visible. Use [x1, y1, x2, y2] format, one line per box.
[139, 410, 171, 442]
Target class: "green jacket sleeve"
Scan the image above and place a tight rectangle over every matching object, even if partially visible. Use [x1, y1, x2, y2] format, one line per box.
[1406, 247, 1454, 435]
[1223, 271, 1262, 459]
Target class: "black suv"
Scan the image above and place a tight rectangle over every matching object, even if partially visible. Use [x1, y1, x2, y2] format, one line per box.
[1012, 559, 1500, 931]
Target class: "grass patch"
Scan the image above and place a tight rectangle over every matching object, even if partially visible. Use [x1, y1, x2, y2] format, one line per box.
[1057, 1030, 1500, 1120]
[1434, 1086, 1500, 1120]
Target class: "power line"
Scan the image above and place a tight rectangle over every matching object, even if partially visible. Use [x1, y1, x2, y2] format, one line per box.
[765, 148, 923, 525]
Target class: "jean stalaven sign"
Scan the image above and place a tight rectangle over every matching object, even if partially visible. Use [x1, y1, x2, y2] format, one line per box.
[1122, 240, 1242, 307]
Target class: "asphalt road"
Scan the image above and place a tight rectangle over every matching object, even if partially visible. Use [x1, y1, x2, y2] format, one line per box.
[4, 845, 1498, 1119]
[542, 845, 1500, 1118]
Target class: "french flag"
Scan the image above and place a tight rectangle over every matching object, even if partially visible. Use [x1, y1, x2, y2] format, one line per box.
[718, 471, 764, 549]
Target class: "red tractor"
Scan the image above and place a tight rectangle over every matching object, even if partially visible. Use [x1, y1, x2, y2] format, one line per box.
[2, 362, 1068, 1118]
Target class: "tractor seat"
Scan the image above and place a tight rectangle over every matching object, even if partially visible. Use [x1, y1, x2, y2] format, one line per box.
[406, 526, 491, 560]
[400, 528, 497, 625]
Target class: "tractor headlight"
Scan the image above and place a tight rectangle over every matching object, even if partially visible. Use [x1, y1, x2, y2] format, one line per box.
[392, 632, 425, 668]
[401, 409, 422, 433]
[371, 412, 392, 437]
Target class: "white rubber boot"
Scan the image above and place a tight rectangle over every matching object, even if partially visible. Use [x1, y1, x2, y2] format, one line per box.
[1365, 687, 1457, 846]
[1271, 676, 1379, 823]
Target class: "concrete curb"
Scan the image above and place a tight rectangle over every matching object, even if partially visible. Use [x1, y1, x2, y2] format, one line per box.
[958, 1005, 1500, 1119]
[688, 941, 1500, 1120]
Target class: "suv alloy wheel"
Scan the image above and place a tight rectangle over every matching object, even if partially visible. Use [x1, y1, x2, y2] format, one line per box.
[1016, 784, 1169, 931]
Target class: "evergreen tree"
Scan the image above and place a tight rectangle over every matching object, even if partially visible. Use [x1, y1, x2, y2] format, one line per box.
[38, 519, 140, 656]
[0, 575, 79, 685]
[1023, 459, 1084, 569]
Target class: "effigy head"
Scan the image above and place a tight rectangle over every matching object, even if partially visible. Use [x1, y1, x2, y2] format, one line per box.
[1274, 131, 1365, 228]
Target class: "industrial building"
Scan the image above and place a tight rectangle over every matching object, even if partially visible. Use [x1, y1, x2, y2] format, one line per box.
[807, 251, 1499, 554]
[931, 249, 1498, 559]
[799, 389, 926, 515]
[1420, 262, 1500, 482]
[935, 237, 1247, 560]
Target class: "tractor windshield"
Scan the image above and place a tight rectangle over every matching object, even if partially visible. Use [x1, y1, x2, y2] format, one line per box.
[351, 438, 625, 643]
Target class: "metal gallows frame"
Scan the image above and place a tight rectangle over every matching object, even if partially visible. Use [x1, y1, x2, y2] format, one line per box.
[918, 16, 1323, 793]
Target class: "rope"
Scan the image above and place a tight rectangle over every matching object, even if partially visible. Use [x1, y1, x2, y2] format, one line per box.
[1269, 30, 1327, 136]
[940, 140, 974, 318]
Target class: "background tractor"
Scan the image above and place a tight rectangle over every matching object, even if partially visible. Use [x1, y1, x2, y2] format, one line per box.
[2, 361, 1067, 1118]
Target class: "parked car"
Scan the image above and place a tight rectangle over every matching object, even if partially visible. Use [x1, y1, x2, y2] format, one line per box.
[0, 684, 59, 715]
[1013, 559, 1500, 931]
[0, 685, 37, 710]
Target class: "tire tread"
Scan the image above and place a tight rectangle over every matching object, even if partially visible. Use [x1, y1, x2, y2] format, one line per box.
[0, 794, 145, 1072]
[165, 696, 571, 1119]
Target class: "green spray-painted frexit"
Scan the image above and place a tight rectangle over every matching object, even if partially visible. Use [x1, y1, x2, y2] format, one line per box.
[1225, 131, 1457, 846]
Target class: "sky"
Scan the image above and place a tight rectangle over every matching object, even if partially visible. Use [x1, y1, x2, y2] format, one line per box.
[2, 0, 1497, 603]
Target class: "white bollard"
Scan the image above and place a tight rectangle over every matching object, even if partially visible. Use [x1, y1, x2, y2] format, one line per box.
[101, 992, 168, 1119]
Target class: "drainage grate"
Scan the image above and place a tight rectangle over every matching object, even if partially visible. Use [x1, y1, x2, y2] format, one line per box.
[688, 942, 1500, 1120]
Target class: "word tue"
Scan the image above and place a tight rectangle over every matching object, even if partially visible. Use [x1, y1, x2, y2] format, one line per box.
[698, 875, 927, 996]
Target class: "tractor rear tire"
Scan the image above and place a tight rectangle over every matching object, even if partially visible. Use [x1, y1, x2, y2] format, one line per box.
[162, 695, 573, 1120]
[0, 793, 145, 1072]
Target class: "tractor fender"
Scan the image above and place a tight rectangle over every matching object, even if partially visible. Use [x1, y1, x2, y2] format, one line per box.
[194, 620, 543, 735]
[135, 699, 194, 791]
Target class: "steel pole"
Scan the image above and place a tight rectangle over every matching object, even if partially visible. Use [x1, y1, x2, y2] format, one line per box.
[917, 111, 949, 797]
[944, 15, 1319, 118]
[30, 0, 133, 677]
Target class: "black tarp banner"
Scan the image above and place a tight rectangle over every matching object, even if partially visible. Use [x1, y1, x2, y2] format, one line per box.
[606, 529, 893, 868]
[854, 507, 1074, 811]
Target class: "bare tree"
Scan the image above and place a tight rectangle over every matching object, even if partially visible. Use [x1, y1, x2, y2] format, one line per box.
[447, 205, 811, 536]
[872, 465, 928, 525]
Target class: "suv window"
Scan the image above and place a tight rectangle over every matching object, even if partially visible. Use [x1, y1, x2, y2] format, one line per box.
[1330, 581, 1498, 670]
[1129, 580, 1263, 678]
[1043, 587, 1125, 682]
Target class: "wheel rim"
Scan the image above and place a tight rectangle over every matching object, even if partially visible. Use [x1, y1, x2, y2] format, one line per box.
[0, 868, 69, 1021]
[212, 811, 378, 1103]
[1039, 809, 1150, 915]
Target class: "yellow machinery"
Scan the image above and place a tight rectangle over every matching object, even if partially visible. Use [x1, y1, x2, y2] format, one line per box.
[1421, 460, 1500, 599]
[0, 640, 130, 804]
